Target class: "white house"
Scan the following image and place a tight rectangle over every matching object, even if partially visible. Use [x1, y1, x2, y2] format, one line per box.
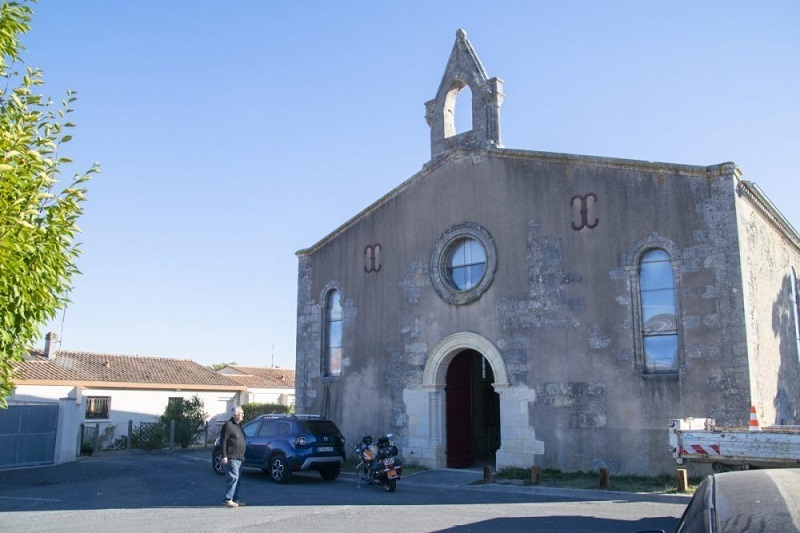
[216, 365, 295, 406]
[5, 333, 246, 468]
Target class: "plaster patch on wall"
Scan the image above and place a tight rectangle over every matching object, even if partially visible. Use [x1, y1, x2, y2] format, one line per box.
[568, 298, 585, 311]
[587, 323, 611, 350]
[536, 382, 607, 428]
[682, 315, 701, 329]
[701, 285, 719, 299]
[608, 267, 628, 281]
[506, 363, 528, 373]
[496, 337, 529, 351]
[404, 343, 428, 367]
[693, 229, 711, 242]
[684, 346, 704, 359]
[400, 315, 422, 340]
[683, 245, 713, 273]
[496, 337, 529, 384]
[399, 261, 429, 304]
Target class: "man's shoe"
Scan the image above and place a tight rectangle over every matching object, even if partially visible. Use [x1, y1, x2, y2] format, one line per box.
[222, 500, 238, 508]
[234, 501, 245, 506]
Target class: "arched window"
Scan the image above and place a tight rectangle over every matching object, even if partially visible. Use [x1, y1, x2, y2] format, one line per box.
[324, 290, 342, 377]
[791, 267, 800, 361]
[639, 249, 678, 374]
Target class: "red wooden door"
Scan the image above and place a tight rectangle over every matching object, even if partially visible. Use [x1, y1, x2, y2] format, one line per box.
[446, 351, 474, 468]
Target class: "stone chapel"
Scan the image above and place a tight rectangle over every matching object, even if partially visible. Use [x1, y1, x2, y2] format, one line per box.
[295, 30, 800, 475]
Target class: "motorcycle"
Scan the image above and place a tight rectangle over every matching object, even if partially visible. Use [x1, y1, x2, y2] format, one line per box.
[354, 434, 403, 492]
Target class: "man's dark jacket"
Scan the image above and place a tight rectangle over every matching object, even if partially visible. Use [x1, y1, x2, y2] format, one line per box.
[220, 416, 246, 461]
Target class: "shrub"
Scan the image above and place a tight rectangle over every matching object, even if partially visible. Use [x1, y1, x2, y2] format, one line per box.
[131, 422, 166, 451]
[160, 395, 207, 448]
[241, 402, 293, 423]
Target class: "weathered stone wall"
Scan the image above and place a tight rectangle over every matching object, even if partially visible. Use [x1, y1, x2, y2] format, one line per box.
[736, 185, 800, 426]
[295, 147, 762, 475]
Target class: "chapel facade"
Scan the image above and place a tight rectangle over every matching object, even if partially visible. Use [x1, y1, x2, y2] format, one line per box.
[295, 30, 800, 475]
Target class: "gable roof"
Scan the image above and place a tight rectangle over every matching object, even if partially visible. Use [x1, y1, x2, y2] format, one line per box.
[14, 351, 246, 391]
[218, 365, 295, 389]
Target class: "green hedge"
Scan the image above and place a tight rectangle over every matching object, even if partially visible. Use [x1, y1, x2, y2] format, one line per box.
[241, 403, 294, 423]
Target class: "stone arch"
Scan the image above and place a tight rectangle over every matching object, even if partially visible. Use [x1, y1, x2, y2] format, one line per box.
[424, 29, 504, 159]
[423, 331, 508, 388]
[404, 331, 542, 469]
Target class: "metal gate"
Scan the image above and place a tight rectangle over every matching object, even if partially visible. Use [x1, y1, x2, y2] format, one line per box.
[0, 404, 59, 468]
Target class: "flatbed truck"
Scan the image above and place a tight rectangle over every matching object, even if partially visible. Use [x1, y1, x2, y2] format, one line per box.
[669, 417, 800, 471]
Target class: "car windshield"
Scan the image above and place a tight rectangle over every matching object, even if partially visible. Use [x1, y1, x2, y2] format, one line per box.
[301, 420, 340, 436]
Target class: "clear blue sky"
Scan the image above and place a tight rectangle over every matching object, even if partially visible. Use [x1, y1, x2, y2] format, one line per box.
[22, 1, 800, 369]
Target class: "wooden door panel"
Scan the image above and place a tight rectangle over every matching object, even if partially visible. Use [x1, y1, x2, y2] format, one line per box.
[446, 352, 474, 468]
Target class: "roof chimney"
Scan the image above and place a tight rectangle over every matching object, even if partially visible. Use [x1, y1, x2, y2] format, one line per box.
[44, 332, 57, 359]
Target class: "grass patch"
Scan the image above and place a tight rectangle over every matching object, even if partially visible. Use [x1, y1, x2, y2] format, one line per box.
[495, 467, 701, 494]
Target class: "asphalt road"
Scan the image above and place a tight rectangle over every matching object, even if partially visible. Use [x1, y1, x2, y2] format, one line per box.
[0, 449, 686, 532]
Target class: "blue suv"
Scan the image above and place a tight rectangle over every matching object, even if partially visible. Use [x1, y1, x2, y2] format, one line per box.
[212, 414, 346, 483]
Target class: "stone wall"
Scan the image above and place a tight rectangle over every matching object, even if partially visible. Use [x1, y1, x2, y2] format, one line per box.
[736, 183, 800, 426]
[295, 147, 790, 475]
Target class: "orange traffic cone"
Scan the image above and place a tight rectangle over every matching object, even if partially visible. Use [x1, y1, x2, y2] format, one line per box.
[749, 406, 761, 432]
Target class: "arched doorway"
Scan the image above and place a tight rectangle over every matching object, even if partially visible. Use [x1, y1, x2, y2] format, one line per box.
[405, 331, 526, 470]
[445, 349, 501, 467]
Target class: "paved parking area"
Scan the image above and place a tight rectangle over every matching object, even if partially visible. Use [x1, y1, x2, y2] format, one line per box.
[0, 450, 685, 532]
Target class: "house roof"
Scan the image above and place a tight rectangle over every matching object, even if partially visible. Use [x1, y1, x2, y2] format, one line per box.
[218, 365, 295, 390]
[14, 351, 246, 391]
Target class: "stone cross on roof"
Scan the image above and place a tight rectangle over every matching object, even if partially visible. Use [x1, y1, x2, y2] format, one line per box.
[425, 29, 505, 159]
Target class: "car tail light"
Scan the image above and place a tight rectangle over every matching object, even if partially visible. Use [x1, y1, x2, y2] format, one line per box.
[295, 436, 307, 447]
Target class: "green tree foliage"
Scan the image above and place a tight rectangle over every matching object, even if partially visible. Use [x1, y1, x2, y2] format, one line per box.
[241, 402, 293, 424]
[0, 1, 99, 406]
[160, 395, 208, 448]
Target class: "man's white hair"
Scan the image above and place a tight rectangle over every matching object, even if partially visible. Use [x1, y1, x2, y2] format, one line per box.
[232, 406, 244, 415]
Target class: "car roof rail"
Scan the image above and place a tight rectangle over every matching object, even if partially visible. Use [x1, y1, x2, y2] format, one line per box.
[257, 413, 327, 420]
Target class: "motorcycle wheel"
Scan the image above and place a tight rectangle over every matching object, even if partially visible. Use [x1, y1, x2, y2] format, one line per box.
[384, 478, 397, 492]
[355, 463, 367, 485]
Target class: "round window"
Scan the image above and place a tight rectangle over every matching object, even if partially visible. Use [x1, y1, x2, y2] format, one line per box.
[445, 237, 487, 291]
[431, 223, 496, 305]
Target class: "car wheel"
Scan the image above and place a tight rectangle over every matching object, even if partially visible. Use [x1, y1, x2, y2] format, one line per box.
[212, 451, 225, 475]
[320, 465, 340, 481]
[269, 455, 291, 484]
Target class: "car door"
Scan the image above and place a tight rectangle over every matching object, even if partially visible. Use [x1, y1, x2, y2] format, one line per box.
[240, 419, 263, 466]
[246, 420, 278, 466]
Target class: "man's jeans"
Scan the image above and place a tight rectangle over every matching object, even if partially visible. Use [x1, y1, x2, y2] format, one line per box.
[224, 459, 242, 502]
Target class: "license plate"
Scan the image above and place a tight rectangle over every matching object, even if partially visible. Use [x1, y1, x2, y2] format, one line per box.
[317, 446, 334, 452]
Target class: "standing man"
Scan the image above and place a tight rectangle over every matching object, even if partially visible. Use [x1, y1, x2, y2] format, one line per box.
[220, 406, 246, 507]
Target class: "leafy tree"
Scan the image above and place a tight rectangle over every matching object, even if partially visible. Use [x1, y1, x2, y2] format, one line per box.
[160, 395, 207, 448]
[0, 0, 98, 406]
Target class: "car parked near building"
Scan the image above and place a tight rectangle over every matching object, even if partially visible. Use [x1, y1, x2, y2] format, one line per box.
[642, 468, 800, 533]
[212, 414, 346, 484]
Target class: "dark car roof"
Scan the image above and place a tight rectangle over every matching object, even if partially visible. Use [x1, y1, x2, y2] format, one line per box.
[682, 468, 800, 532]
[257, 414, 326, 420]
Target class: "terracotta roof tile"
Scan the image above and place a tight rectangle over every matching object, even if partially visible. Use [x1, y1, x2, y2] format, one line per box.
[15, 351, 243, 389]
[221, 365, 295, 389]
